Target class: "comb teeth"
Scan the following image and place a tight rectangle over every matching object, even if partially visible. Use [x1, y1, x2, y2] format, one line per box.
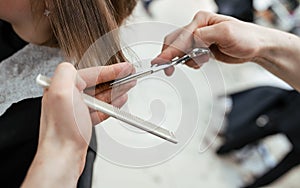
[112, 105, 177, 140]
[83, 94, 178, 144]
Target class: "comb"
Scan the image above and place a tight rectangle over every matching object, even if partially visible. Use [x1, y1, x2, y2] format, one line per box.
[36, 74, 178, 144]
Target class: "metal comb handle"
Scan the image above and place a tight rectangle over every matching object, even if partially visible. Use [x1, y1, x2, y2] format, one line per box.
[36, 74, 178, 144]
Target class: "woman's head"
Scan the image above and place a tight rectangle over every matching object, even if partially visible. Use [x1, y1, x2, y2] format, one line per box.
[0, 0, 53, 45]
[0, 0, 137, 67]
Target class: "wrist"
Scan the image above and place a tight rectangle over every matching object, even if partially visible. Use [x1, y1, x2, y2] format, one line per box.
[22, 144, 87, 188]
[253, 26, 299, 67]
[252, 26, 300, 91]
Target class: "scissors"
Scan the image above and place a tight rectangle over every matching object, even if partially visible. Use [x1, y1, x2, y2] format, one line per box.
[110, 47, 210, 87]
[86, 47, 210, 92]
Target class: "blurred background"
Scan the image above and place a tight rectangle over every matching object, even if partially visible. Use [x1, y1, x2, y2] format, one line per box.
[93, 0, 300, 187]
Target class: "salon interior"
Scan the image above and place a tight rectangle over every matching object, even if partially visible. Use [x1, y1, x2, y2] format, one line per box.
[2, 0, 300, 187]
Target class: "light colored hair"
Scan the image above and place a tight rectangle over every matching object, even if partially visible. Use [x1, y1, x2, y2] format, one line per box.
[32, 0, 137, 68]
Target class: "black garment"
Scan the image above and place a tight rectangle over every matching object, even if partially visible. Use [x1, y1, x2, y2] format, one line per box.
[0, 20, 27, 60]
[215, 0, 254, 22]
[0, 99, 99, 188]
[217, 86, 300, 188]
[0, 20, 96, 188]
[0, 98, 41, 187]
[142, 0, 155, 16]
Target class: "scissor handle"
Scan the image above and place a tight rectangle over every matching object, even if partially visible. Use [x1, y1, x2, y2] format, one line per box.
[187, 47, 210, 58]
[167, 47, 210, 66]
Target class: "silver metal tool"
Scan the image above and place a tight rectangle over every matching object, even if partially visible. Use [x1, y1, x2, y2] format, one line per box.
[111, 47, 210, 87]
[36, 74, 178, 144]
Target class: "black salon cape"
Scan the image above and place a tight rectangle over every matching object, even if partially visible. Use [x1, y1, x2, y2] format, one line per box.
[0, 20, 96, 188]
[214, 0, 254, 22]
[217, 86, 300, 188]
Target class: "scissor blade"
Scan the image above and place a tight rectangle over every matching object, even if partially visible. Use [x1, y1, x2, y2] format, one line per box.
[110, 55, 187, 86]
[111, 69, 153, 86]
[109, 48, 211, 87]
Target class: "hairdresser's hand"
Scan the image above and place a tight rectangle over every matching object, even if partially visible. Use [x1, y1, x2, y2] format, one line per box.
[79, 62, 136, 125]
[23, 62, 135, 188]
[23, 63, 93, 188]
[152, 11, 265, 76]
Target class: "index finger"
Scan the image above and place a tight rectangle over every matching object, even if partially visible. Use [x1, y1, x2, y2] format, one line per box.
[153, 11, 232, 63]
[152, 27, 194, 64]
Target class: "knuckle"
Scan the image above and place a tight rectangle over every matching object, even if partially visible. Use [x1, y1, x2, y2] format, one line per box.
[193, 11, 202, 20]
[220, 22, 234, 36]
[124, 64, 133, 75]
[194, 11, 208, 21]
[57, 62, 75, 70]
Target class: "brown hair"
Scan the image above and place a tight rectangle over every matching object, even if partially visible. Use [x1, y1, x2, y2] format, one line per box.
[109, 0, 138, 25]
[32, 0, 137, 68]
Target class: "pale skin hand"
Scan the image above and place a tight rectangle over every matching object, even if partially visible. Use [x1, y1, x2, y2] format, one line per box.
[80, 62, 136, 125]
[152, 11, 300, 91]
[22, 62, 135, 188]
